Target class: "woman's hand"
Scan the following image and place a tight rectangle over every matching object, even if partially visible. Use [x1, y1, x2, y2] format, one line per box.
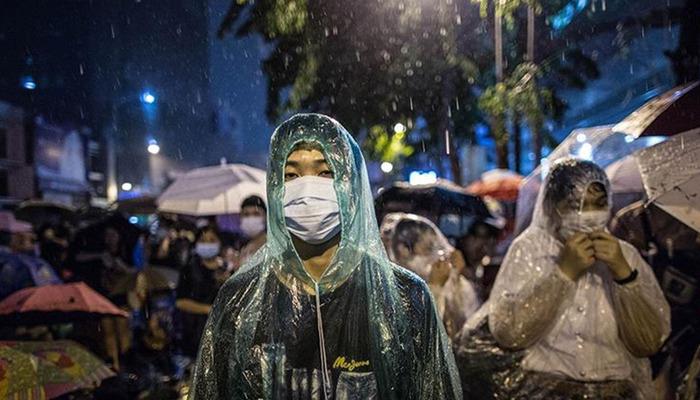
[590, 231, 632, 280]
[559, 233, 595, 281]
[428, 251, 451, 286]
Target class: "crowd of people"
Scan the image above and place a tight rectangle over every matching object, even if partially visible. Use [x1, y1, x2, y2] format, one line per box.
[1, 113, 698, 399]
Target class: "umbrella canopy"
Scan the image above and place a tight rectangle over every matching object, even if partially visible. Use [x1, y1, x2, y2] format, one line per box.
[466, 169, 524, 202]
[375, 180, 492, 226]
[157, 163, 266, 216]
[112, 196, 157, 215]
[14, 201, 76, 228]
[614, 81, 700, 138]
[0, 345, 46, 399]
[2, 341, 114, 390]
[0, 282, 127, 326]
[635, 129, 700, 232]
[604, 156, 646, 216]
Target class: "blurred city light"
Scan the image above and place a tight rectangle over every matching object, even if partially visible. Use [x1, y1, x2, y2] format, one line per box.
[393, 122, 407, 134]
[576, 133, 587, 143]
[624, 135, 635, 143]
[147, 139, 160, 154]
[141, 91, 156, 104]
[121, 182, 133, 191]
[21, 76, 36, 90]
[577, 142, 593, 160]
[380, 162, 394, 173]
[129, 216, 139, 224]
[409, 170, 437, 185]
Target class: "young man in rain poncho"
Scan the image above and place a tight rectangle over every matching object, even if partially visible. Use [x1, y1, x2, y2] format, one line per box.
[484, 158, 670, 399]
[380, 212, 481, 339]
[188, 114, 461, 400]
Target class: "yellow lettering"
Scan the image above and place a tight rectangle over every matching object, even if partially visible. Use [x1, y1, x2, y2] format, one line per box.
[332, 356, 370, 372]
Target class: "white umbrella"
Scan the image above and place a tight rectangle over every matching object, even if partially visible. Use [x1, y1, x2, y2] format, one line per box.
[635, 129, 700, 232]
[157, 164, 266, 216]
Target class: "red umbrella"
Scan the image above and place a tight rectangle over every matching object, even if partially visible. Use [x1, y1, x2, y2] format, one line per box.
[466, 170, 524, 202]
[0, 282, 127, 326]
[613, 81, 700, 138]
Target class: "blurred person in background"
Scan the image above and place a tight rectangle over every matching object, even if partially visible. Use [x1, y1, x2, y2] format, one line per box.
[238, 195, 267, 266]
[0, 211, 61, 300]
[175, 225, 229, 359]
[487, 158, 669, 399]
[381, 212, 481, 338]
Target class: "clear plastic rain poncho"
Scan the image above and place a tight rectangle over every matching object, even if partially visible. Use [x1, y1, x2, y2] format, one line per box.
[380, 212, 481, 339]
[487, 158, 670, 399]
[189, 114, 461, 400]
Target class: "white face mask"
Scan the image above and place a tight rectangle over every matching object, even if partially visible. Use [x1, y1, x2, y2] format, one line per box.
[559, 210, 609, 240]
[240, 216, 266, 238]
[195, 242, 220, 259]
[283, 176, 341, 244]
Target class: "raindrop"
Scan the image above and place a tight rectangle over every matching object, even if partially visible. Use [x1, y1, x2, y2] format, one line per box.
[591, 0, 596, 12]
[439, 28, 447, 37]
[601, 0, 606, 11]
[79, 64, 84, 75]
[456, 15, 461, 25]
[641, 26, 645, 38]
[409, 97, 414, 111]
[448, 105, 452, 118]
[445, 130, 451, 155]
[434, 75, 443, 83]
[455, 98, 460, 110]
[415, 60, 423, 68]
[401, 45, 409, 54]
[355, 51, 360, 62]
[110, 24, 116, 39]
[406, 69, 414, 76]
[324, 28, 330, 37]
[332, 26, 338, 35]
[392, 102, 397, 111]
[630, 64, 634, 74]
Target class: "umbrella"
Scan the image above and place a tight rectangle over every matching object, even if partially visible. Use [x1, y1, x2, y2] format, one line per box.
[14, 201, 77, 228]
[0, 282, 127, 326]
[375, 180, 492, 226]
[466, 170, 524, 202]
[157, 163, 266, 216]
[614, 81, 700, 138]
[0, 345, 46, 399]
[604, 156, 646, 216]
[2, 341, 114, 390]
[112, 196, 158, 215]
[635, 129, 700, 232]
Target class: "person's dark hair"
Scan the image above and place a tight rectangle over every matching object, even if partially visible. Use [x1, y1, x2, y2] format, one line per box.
[241, 195, 267, 212]
[543, 158, 609, 218]
[466, 220, 500, 238]
[195, 225, 220, 243]
[392, 219, 431, 254]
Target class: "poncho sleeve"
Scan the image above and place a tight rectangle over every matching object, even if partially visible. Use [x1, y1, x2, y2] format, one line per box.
[488, 233, 576, 349]
[611, 241, 671, 357]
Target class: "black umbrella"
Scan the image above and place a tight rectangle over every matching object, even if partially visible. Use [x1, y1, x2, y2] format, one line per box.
[375, 181, 492, 226]
[14, 200, 77, 228]
[112, 196, 158, 215]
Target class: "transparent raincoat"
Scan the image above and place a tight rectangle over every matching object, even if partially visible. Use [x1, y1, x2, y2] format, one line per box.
[380, 212, 481, 339]
[487, 158, 670, 399]
[189, 114, 461, 400]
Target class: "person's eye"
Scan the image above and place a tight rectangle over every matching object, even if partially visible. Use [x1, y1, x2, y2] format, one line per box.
[284, 172, 299, 181]
[319, 170, 334, 178]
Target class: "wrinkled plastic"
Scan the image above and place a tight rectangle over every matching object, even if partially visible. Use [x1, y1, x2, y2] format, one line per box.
[189, 114, 461, 399]
[487, 158, 671, 399]
[380, 212, 481, 339]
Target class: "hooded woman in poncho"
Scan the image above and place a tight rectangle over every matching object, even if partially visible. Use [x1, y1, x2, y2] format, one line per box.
[483, 158, 670, 399]
[188, 114, 461, 400]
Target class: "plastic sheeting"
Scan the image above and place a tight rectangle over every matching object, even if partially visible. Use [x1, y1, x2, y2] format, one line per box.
[483, 158, 670, 399]
[380, 212, 481, 339]
[188, 114, 461, 399]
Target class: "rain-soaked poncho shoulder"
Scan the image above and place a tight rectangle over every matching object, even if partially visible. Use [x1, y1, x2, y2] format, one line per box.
[380, 212, 481, 338]
[189, 114, 461, 399]
[487, 158, 670, 399]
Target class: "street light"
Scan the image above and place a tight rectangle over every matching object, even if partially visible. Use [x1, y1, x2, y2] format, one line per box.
[141, 91, 156, 104]
[121, 182, 133, 191]
[393, 122, 407, 134]
[380, 161, 394, 173]
[147, 139, 160, 155]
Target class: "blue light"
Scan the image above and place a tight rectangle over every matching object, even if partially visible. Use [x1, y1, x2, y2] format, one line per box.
[141, 91, 156, 104]
[624, 135, 635, 143]
[21, 76, 36, 90]
[129, 216, 139, 224]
